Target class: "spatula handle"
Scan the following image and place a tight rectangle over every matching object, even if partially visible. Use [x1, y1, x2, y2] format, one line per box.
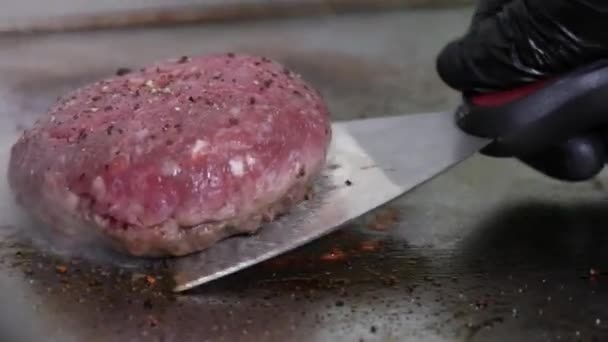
[456, 60, 608, 158]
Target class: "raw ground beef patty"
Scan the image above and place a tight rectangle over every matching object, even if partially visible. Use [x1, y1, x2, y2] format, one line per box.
[8, 53, 332, 257]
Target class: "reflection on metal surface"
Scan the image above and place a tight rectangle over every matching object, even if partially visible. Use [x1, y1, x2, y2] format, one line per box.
[172, 111, 489, 292]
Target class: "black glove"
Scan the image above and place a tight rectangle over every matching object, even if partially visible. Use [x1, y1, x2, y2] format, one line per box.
[436, 0, 608, 181]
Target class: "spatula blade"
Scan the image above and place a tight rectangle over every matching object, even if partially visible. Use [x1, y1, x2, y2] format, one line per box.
[171, 111, 489, 292]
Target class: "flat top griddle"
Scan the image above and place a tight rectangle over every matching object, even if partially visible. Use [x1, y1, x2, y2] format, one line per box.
[1, 8, 608, 342]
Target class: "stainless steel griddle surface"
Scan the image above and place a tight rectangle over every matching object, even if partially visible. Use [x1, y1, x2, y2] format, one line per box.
[1, 7, 608, 342]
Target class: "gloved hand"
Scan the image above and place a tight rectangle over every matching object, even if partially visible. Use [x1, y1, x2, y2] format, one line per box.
[436, 0, 608, 181]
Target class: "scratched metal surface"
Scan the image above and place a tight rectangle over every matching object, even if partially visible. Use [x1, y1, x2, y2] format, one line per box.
[1, 7, 608, 342]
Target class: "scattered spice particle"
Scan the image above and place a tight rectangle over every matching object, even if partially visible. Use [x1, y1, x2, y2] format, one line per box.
[249, 97, 256, 105]
[297, 167, 306, 178]
[55, 265, 68, 274]
[188, 96, 196, 103]
[345, 180, 353, 186]
[148, 316, 159, 327]
[370, 326, 377, 334]
[115, 67, 132, 76]
[104, 105, 113, 111]
[369, 208, 399, 231]
[227, 53, 235, 58]
[177, 56, 189, 64]
[78, 130, 88, 141]
[359, 240, 380, 252]
[320, 248, 346, 262]
[106, 125, 114, 135]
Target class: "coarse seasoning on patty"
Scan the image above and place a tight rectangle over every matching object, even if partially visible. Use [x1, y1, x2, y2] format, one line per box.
[8, 53, 332, 257]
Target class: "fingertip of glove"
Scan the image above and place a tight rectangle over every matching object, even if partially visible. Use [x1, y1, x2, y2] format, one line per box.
[521, 135, 606, 182]
[436, 40, 470, 92]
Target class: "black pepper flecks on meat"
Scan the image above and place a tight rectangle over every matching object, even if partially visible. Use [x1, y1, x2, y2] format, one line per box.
[91, 96, 101, 102]
[188, 96, 196, 103]
[297, 167, 306, 178]
[115, 67, 132, 76]
[228, 117, 239, 126]
[263, 80, 273, 88]
[205, 99, 213, 106]
[104, 105, 113, 111]
[249, 97, 256, 105]
[77, 129, 88, 142]
[227, 52, 235, 58]
[177, 56, 189, 64]
[293, 90, 303, 97]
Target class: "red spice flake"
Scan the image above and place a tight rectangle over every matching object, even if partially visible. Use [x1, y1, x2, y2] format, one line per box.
[359, 240, 380, 252]
[147, 315, 159, 327]
[320, 248, 347, 262]
[145, 275, 157, 286]
[55, 265, 68, 274]
[368, 208, 399, 231]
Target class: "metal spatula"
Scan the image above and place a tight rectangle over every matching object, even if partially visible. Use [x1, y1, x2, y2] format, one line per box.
[172, 110, 489, 292]
[172, 60, 608, 292]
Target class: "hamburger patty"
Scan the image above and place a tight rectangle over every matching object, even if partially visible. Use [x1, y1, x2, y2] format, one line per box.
[8, 53, 332, 257]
